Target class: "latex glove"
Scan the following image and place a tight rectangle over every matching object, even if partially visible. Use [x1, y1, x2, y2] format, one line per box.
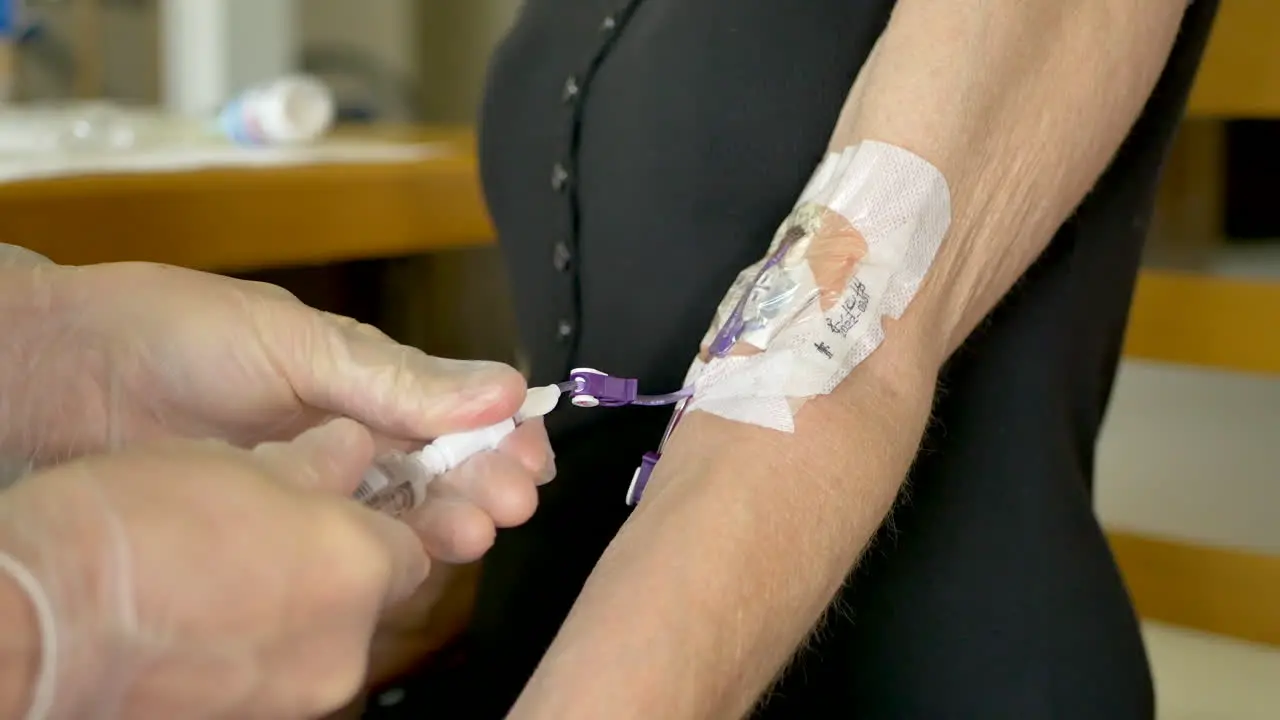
[3, 260, 526, 458]
[403, 415, 556, 563]
[0, 419, 429, 720]
[0, 259, 555, 558]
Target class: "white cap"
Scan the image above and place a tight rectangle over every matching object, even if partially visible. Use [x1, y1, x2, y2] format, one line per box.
[255, 75, 335, 144]
[516, 384, 562, 422]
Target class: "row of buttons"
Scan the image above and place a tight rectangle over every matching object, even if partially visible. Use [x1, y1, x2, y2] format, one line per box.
[552, 155, 573, 340]
[550, 158, 572, 276]
[358, 9, 629, 716]
[546, 13, 619, 345]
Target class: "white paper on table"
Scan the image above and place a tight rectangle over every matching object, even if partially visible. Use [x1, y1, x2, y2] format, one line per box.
[0, 139, 448, 185]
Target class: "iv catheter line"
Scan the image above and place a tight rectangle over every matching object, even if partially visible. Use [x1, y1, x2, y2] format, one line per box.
[631, 388, 695, 406]
[707, 233, 800, 358]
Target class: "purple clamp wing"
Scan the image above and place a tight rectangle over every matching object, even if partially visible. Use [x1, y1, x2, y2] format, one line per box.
[625, 451, 662, 506]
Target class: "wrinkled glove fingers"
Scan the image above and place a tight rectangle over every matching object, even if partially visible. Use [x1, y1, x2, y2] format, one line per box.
[403, 499, 496, 564]
[422, 451, 539, 529]
[251, 418, 375, 495]
[285, 317, 527, 441]
[498, 418, 556, 485]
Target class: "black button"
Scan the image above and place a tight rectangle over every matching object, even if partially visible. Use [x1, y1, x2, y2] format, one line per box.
[551, 163, 569, 191]
[557, 319, 574, 340]
[562, 76, 580, 103]
[601, 15, 617, 32]
[553, 242, 572, 271]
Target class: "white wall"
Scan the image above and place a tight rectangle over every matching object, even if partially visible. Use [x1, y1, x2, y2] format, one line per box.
[17, 0, 527, 122]
[416, 0, 522, 121]
[17, 1, 158, 101]
[300, 0, 418, 79]
[160, 0, 298, 115]
[1098, 247, 1280, 556]
[19, 0, 422, 106]
[1097, 361, 1280, 554]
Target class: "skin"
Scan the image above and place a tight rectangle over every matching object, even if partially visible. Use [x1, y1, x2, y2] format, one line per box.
[0, 421, 424, 718]
[0, 258, 555, 716]
[507, 1, 1190, 717]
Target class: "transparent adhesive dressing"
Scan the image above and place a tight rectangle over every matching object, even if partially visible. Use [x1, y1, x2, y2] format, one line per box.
[356, 384, 562, 517]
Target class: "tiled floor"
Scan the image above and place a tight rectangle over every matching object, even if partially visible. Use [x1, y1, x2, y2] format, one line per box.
[1144, 621, 1280, 719]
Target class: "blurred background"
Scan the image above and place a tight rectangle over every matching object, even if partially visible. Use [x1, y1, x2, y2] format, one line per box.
[0, 2, 1275, 718]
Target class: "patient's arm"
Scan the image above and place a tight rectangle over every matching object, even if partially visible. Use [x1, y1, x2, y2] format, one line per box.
[509, 2, 1188, 717]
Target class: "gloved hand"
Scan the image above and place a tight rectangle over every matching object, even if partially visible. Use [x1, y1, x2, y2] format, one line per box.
[0, 419, 427, 719]
[0, 259, 555, 560]
[5, 260, 525, 457]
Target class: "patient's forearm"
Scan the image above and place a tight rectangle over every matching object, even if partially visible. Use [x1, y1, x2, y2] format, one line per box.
[513, 349, 933, 719]
[830, 1, 1185, 358]
[510, 2, 1186, 717]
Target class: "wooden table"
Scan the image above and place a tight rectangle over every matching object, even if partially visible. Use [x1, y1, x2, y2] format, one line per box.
[0, 128, 492, 273]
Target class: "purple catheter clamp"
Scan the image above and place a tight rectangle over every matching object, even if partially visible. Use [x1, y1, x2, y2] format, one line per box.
[559, 235, 782, 504]
[557, 236, 787, 504]
[557, 229, 799, 504]
[561, 235, 789, 504]
[560, 368, 693, 408]
[555, 368, 693, 505]
[611, 237, 795, 503]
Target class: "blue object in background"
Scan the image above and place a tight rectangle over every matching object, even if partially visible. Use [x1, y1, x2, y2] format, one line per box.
[0, 0, 17, 36]
[0, 0, 40, 42]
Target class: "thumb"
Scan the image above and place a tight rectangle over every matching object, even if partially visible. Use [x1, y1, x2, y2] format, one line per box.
[252, 418, 376, 495]
[285, 317, 527, 441]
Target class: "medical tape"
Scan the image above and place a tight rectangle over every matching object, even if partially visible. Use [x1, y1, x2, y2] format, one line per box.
[683, 140, 951, 432]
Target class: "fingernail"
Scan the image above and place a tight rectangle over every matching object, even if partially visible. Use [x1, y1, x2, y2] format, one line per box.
[453, 363, 523, 407]
[454, 382, 514, 418]
[441, 358, 516, 381]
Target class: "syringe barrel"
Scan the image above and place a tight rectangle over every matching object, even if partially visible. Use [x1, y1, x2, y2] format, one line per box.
[354, 452, 433, 518]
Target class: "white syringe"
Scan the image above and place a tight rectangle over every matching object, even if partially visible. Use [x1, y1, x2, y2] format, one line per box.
[355, 384, 563, 518]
